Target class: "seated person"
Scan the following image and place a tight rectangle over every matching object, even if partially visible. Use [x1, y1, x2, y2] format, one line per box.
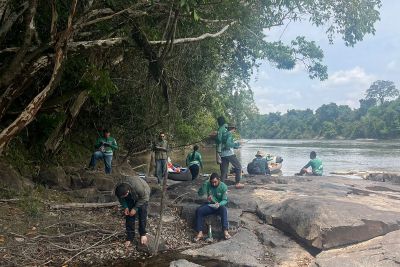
[194, 173, 231, 242]
[296, 151, 323, 176]
[167, 157, 181, 173]
[247, 150, 270, 175]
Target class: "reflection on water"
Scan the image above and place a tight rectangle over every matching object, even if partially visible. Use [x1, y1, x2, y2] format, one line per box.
[172, 139, 400, 176]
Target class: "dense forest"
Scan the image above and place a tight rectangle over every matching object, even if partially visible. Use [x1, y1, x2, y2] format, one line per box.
[241, 80, 400, 140]
[0, 0, 383, 169]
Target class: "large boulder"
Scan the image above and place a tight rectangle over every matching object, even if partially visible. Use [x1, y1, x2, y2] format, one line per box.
[182, 229, 267, 267]
[314, 230, 400, 267]
[365, 172, 400, 185]
[38, 165, 70, 189]
[0, 161, 33, 191]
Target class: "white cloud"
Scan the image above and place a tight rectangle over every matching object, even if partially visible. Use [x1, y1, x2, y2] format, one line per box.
[317, 66, 376, 90]
[387, 60, 398, 71]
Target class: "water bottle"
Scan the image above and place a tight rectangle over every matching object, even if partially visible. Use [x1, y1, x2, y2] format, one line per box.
[206, 225, 213, 242]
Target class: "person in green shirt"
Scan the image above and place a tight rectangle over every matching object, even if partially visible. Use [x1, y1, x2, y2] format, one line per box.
[88, 129, 118, 174]
[194, 173, 231, 242]
[296, 151, 323, 176]
[186, 145, 203, 180]
[114, 176, 150, 248]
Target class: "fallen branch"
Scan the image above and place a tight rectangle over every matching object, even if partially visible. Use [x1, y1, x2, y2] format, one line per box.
[49, 201, 119, 210]
[0, 198, 20, 202]
[62, 231, 121, 265]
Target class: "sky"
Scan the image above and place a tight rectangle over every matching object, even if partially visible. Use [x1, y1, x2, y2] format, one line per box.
[250, 0, 400, 114]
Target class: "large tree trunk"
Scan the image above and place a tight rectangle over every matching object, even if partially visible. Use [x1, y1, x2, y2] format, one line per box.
[44, 89, 89, 155]
[0, 0, 77, 155]
[0, 55, 51, 121]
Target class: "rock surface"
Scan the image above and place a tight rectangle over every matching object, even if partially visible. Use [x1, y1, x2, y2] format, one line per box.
[182, 229, 267, 267]
[169, 175, 400, 263]
[314, 230, 400, 267]
[169, 259, 204, 267]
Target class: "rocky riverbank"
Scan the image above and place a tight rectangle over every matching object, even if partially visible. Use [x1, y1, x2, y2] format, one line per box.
[2, 161, 400, 266]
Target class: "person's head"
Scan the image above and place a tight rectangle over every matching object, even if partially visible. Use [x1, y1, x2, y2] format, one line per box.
[159, 132, 166, 140]
[193, 145, 199, 151]
[217, 116, 226, 127]
[227, 124, 237, 132]
[209, 173, 220, 187]
[103, 129, 110, 138]
[255, 150, 264, 158]
[115, 183, 130, 198]
[310, 151, 317, 159]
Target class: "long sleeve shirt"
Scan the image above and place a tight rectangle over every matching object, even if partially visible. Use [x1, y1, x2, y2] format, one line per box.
[95, 137, 118, 155]
[117, 176, 150, 211]
[198, 180, 228, 206]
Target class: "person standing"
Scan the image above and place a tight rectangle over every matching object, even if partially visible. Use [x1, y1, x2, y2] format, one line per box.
[215, 116, 228, 165]
[220, 125, 244, 189]
[154, 132, 168, 184]
[114, 176, 150, 247]
[186, 145, 203, 180]
[88, 129, 118, 174]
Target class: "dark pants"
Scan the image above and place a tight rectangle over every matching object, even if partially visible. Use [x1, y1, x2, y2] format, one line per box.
[155, 159, 167, 184]
[195, 204, 228, 232]
[89, 151, 113, 174]
[189, 164, 200, 180]
[125, 204, 148, 241]
[220, 155, 242, 183]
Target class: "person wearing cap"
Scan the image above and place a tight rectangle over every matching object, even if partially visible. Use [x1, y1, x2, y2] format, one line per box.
[247, 150, 270, 175]
[295, 151, 323, 176]
[220, 124, 244, 189]
[88, 129, 118, 174]
[114, 176, 150, 248]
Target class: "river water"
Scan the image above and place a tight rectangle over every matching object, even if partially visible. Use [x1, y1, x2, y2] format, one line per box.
[172, 139, 400, 177]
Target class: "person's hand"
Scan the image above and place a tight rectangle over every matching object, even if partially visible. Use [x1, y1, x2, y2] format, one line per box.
[207, 195, 213, 202]
[215, 202, 220, 208]
[129, 209, 136, 216]
[103, 142, 110, 147]
[124, 208, 129, 216]
[140, 235, 148, 245]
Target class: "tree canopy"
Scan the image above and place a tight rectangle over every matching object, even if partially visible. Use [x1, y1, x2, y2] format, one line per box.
[0, 0, 383, 160]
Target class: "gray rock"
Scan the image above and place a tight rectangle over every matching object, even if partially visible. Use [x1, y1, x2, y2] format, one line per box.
[0, 161, 33, 191]
[38, 165, 69, 189]
[169, 259, 203, 267]
[314, 230, 400, 267]
[182, 229, 265, 267]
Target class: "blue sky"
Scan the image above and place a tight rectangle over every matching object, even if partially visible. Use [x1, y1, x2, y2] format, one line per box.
[251, 0, 400, 114]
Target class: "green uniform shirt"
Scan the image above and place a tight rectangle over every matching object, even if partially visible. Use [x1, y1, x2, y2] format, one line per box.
[215, 124, 228, 153]
[186, 151, 203, 168]
[155, 139, 168, 160]
[304, 158, 323, 176]
[198, 180, 228, 206]
[95, 137, 118, 155]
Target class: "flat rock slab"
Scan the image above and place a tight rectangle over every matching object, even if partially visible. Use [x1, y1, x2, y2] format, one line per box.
[169, 259, 203, 267]
[314, 230, 400, 267]
[182, 229, 265, 267]
[255, 224, 313, 267]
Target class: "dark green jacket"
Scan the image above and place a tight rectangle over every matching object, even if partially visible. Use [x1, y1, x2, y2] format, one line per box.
[95, 137, 118, 155]
[215, 124, 228, 153]
[198, 180, 228, 206]
[186, 151, 203, 168]
[115, 176, 150, 211]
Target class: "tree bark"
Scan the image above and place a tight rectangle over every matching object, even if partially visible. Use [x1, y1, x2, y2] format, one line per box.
[44, 90, 89, 155]
[0, 1, 28, 43]
[50, 201, 119, 209]
[0, 0, 37, 90]
[0, 0, 77, 155]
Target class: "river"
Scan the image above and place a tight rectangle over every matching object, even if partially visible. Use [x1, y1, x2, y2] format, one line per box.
[172, 139, 400, 177]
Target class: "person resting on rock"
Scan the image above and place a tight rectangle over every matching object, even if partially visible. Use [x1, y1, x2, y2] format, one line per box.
[247, 150, 271, 175]
[295, 151, 323, 176]
[186, 145, 203, 180]
[194, 173, 231, 242]
[87, 129, 118, 174]
[115, 176, 150, 248]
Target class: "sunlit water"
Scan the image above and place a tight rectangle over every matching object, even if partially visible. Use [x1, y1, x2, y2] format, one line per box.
[172, 139, 400, 177]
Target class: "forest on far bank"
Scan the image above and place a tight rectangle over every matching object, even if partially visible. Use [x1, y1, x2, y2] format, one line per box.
[241, 80, 400, 140]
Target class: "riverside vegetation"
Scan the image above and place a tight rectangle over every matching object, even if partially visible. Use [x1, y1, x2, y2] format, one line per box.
[1, 0, 399, 266]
